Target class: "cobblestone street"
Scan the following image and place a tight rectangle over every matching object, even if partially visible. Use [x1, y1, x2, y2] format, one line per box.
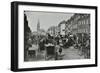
[62, 46, 84, 60]
[27, 46, 85, 61]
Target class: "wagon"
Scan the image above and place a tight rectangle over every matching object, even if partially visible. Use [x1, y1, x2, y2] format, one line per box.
[28, 44, 38, 57]
[45, 43, 56, 60]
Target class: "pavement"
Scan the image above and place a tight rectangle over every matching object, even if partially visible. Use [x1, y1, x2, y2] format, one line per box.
[26, 46, 85, 62]
[62, 46, 85, 60]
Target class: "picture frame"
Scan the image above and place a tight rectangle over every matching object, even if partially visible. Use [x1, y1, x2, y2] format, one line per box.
[11, 1, 98, 72]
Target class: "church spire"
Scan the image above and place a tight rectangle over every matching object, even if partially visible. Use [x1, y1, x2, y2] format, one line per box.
[37, 19, 40, 31]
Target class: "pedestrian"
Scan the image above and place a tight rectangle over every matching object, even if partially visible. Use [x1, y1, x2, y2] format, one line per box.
[55, 52, 58, 60]
[59, 47, 62, 55]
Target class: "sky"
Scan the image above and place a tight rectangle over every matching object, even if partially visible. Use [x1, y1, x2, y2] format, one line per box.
[25, 11, 74, 32]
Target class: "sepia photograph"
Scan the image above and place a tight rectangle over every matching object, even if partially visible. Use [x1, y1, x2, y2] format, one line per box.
[24, 11, 90, 62]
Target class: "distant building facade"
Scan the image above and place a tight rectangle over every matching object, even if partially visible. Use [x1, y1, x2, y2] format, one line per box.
[47, 26, 59, 37]
[58, 20, 66, 36]
[65, 13, 90, 35]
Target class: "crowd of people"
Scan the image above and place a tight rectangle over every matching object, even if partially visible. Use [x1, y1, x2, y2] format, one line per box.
[26, 32, 90, 61]
[38, 32, 90, 59]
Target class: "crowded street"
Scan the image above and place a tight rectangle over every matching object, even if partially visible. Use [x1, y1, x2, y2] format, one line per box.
[24, 12, 90, 62]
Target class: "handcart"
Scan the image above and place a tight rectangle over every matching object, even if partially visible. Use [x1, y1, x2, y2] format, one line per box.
[28, 44, 38, 57]
[45, 43, 56, 60]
